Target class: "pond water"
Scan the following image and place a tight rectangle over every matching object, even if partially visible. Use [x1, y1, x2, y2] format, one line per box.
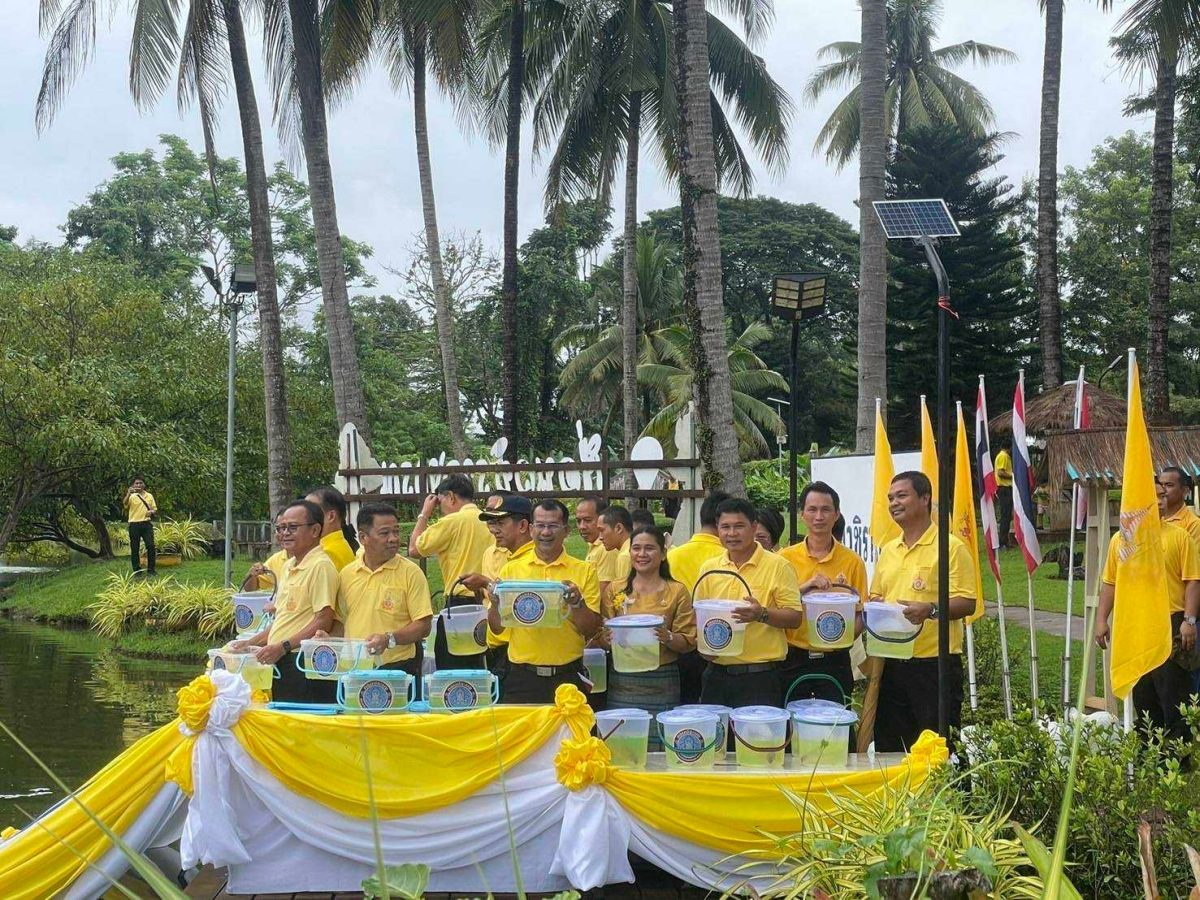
[0, 618, 197, 826]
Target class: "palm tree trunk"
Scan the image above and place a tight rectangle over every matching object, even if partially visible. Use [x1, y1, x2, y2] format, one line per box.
[622, 92, 643, 493]
[499, 0, 525, 458]
[413, 39, 469, 459]
[1147, 46, 1176, 422]
[287, 0, 370, 440]
[855, 0, 888, 451]
[224, 0, 294, 516]
[1036, 0, 1064, 390]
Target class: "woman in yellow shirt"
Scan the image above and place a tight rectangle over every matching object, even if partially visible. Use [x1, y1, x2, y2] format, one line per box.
[601, 526, 696, 739]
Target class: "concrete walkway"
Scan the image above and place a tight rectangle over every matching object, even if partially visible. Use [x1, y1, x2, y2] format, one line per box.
[982, 600, 1086, 639]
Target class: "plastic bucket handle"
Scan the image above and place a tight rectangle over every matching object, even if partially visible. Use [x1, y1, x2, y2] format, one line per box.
[294, 641, 368, 676]
[691, 568, 755, 605]
[863, 608, 922, 644]
[729, 717, 792, 753]
[655, 722, 723, 759]
[784, 672, 850, 707]
[445, 576, 483, 608]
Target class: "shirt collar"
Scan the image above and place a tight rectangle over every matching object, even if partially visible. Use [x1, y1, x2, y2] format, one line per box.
[722, 541, 763, 570]
[900, 524, 937, 550]
[290, 546, 328, 571]
[692, 532, 722, 546]
[531, 548, 572, 568]
[509, 540, 535, 562]
[352, 553, 403, 576]
[801, 536, 838, 563]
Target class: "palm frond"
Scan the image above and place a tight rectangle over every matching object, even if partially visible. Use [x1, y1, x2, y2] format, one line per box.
[320, 0, 381, 107]
[176, 0, 228, 136]
[932, 40, 1018, 68]
[811, 81, 861, 169]
[36, 0, 101, 133]
[129, 0, 185, 110]
[706, 0, 774, 46]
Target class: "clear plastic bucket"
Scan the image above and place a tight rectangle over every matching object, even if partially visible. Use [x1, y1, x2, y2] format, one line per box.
[802, 591, 858, 651]
[693, 600, 747, 657]
[657, 709, 720, 770]
[231, 590, 272, 636]
[595, 708, 651, 768]
[424, 669, 499, 712]
[863, 601, 921, 660]
[441, 604, 489, 656]
[296, 637, 376, 681]
[791, 705, 859, 769]
[207, 648, 275, 691]
[583, 647, 607, 693]
[608, 614, 663, 673]
[494, 580, 567, 629]
[730, 706, 790, 769]
[672, 704, 732, 761]
[338, 670, 414, 714]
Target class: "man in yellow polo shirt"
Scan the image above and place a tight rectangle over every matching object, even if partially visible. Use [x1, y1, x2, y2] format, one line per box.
[598, 505, 634, 595]
[870, 471, 977, 752]
[694, 498, 802, 708]
[337, 503, 433, 693]
[576, 496, 618, 595]
[1158, 467, 1200, 548]
[1095, 506, 1200, 744]
[780, 482, 868, 707]
[487, 498, 602, 703]
[122, 476, 158, 577]
[994, 448, 1014, 548]
[233, 499, 339, 703]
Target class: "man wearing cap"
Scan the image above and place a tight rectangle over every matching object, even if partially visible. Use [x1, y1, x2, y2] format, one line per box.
[460, 493, 532, 673]
[487, 499, 602, 703]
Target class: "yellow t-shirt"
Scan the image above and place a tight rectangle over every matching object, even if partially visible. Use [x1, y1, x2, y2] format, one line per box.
[415, 503, 492, 593]
[666, 532, 724, 593]
[256, 549, 289, 591]
[869, 526, 976, 658]
[611, 538, 633, 588]
[586, 539, 621, 583]
[994, 449, 1014, 488]
[268, 547, 339, 645]
[608, 580, 696, 665]
[1164, 506, 1200, 549]
[779, 538, 868, 650]
[124, 491, 157, 523]
[1102, 521, 1200, 613]
[321, 531, 357, 571]
[498, 546, 601, 666]
[482, 543, 511, 648]
[337, 554, 433, 665]
[694, 544, 801, 665]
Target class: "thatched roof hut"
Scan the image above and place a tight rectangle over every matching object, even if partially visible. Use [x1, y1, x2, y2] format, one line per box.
[1045, 425, 1200, 495]
[989, 381, 1126, 440]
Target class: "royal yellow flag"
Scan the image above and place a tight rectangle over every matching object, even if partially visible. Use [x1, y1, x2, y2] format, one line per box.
[871, 401, 901, 549]
[1110, 362, 1171, 700]
[920, 395, 939, 507]
[953, 402, 985, 622]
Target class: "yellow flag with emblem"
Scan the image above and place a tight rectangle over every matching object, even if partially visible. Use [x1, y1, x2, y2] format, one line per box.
[870, 401, 901, 549]
[953, 402, 985, 622]
[1110, 361, 1170, 700]
[920, 396, 939, 507]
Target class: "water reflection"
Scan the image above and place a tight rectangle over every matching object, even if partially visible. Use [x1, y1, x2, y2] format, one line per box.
[0, 619, 197, 825]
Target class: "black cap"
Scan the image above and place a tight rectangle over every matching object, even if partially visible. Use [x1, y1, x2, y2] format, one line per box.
[479, 494, 533, 520]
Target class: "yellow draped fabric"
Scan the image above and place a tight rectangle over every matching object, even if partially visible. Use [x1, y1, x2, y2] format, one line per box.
[0, 721, 184, 900]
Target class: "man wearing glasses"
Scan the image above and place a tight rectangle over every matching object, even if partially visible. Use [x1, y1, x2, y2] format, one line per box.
[232, 499, 339, 702]
[487, 498, 602, 703]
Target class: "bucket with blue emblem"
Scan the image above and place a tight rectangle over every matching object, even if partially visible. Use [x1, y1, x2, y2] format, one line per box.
[656, 708, 720, 770]
[493, 580, 567, 629]
[338, 670, 414, 714]
[691, 570, 752, 657]
[231, 568, 276, 637]
[801, 589, 858, 651]
[296, 637, 376, 681]
[207, 648, 275, 691]
[424, 669, 499, 712]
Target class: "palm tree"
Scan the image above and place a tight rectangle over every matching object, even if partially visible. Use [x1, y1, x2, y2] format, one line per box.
[530, 0, 791, 473]
[805, 0, 1016, 169]
[36, 0, 296, 514]
[856, 0, 888, 452]
[1037, 0, 1066, 391]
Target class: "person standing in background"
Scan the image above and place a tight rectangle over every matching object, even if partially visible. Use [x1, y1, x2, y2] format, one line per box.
[123, 476, 157, 577]
[994, 447, 1014, 548]
[755, 507, 785, 552]
[306, 486, 359, 570]
[576, 496, 618, 596]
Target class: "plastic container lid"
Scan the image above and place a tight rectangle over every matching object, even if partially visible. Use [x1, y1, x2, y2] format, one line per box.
[792, 705, 859, 726]
[344, 669, 411, 681]
[730, 705, 790, 723]
[658, 708, 719, 726]
[607, 614, 664, 628]
[786, 698, 844, 715]
[595, 708, 652, 720]
[674, 703, 732, 716]
[694, 599, 743, 610]
[426, 668, 491, 680]
[495, 580, 565, 590]
[863, 600, 922, 633]
[804, 591, 859, 606]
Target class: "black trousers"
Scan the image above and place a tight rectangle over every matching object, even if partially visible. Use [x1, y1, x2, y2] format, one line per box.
[500, 660, 588, 704]
[272, 651, 338, 704]
[700, 662, 782, 709]
[379, 652, 424, 701]
[875, 654, 963, 753]
[129, 521, 155, 574]
[996, 489, 1014, 547]
[779, 646, 854, 707]
[1133, 613, 1197, 745]
[677, 650, 706, 705]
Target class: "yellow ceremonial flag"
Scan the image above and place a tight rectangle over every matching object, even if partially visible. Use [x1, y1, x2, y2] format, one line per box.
[952, 402, 985, 622]
[1110, 362, 1171, 700]
[920, 395, 939, 507]
[871, 401, 901, 548]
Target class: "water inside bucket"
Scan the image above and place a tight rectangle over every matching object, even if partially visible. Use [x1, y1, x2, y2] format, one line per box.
[425, 670, 497, 712]
[802, 592, 858, 651]
[298, 638, 375, 681]
[340, 671, 412, 714]
[595, 708, 651, 769]
[207, 649, 274, 691]
[583, 647, 607, 693]
[672, 704, 732, 760]
[791, 705, 858, 769]
[494, 581, 567, 629]
[731, 706, 789, 769]
[608, 614, 663, 673]
[442, 604, 488, 656]
[693, 600, 747, 657]
[657, 709, 718, 770]
[863, 601, 921, 660]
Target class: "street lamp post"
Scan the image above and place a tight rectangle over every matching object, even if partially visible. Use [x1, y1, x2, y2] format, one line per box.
[770, 273, 828, 543]
[222, 264, 257, 589]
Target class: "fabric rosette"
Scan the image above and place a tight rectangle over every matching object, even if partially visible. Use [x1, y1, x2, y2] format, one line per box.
[555, 735, 612, 791]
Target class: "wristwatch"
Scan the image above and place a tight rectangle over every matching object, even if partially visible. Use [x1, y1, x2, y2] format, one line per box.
[1184, 615, 1197, 626]
[927, 604, 939, 621]
[758, 607, 770, 624]
[282, 639, 293, 654]
[387, 632, 397, 649]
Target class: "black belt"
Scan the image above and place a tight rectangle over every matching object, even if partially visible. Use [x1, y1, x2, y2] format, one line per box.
[512, 660, 581, 677]
[711, 661, 778, 676]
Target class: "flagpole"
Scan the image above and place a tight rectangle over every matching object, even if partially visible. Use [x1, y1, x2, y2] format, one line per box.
[1027, 572, 1039, 709]
[978, 375, 1014, 720]
[995, 580, 1014, 719]
[1123, 348, 1136, 737]
[1062, 365, 1086, 711]
[956, 400, 979, 712]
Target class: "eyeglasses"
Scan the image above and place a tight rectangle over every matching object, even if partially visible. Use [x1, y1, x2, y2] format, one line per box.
[532, 522, 566, 532]
[275, 523, 318, 534]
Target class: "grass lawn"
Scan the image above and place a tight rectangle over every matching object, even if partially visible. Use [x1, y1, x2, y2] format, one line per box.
[982, 536, 1086, 618]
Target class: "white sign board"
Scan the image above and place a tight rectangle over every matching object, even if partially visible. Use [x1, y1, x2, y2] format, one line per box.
[811, 450, 921, 581]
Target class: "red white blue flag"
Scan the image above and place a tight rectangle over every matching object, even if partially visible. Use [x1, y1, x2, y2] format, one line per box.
[975, 377, 1002, 583]
[1012, 372, 1043, 573]
[1073, 369, 1091, 530]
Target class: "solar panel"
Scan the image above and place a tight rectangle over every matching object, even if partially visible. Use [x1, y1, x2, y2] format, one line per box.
[872, 199, 960, 239]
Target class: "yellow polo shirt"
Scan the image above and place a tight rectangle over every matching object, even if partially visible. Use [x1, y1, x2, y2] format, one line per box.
[608, 581, 696, 664]
[321, 531, 357, 571]
[994, 449, 1013, 488]
[610, 538, 633, 589]
[482, 543, 511, 648]
[337, 554, 433, 665]
[587, 539, 620, 583]
[694, 543, 801, 665]
[499, 547, 601, 666]
[415, 503, 492, 592]
[1102, 521, 1200, 613]
[667, 532, 724, 592]
[124, 491, 157, 523]
[1164, 506, 1200, 549]
[869, 526, 976, 658]
[268, 547, 339, 645]
[779, 538, 868, 650]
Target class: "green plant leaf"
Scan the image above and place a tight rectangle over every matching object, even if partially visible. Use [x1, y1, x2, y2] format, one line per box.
[1011, 822, 1082, 900]
[960, 846, 998, 881]
[361, 862, 430, 900]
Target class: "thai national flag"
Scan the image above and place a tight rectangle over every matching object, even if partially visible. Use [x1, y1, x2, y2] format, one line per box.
[975, 378, 1002, 583]
[1073, 373, 1091, 530]
[1012, 373, 1043, 573]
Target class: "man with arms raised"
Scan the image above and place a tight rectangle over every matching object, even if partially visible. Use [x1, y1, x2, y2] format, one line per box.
[694, 498, 802, 707]
[869, 472, 977, 751]
[488, 499, 602, 703]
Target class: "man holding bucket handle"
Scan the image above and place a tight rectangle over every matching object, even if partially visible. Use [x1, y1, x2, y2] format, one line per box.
[869, 471, 977, 752]
[335, 502, 433, 695]
[231, 499, 339, 703]
[464, 493, 535, 674]
[488, 498, 603, 703]
[779, 482, 868, 708]
[694, 498, 802, 708]
[668, 491, 730, 704]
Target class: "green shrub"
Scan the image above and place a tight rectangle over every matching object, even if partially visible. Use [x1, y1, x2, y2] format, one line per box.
[154, 518, 211, 560]
[743, 457, 807, 511]
[88, 571, 232, 641]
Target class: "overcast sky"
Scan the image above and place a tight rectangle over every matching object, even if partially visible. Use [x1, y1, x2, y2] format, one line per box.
[0, 1, 1149, 289]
